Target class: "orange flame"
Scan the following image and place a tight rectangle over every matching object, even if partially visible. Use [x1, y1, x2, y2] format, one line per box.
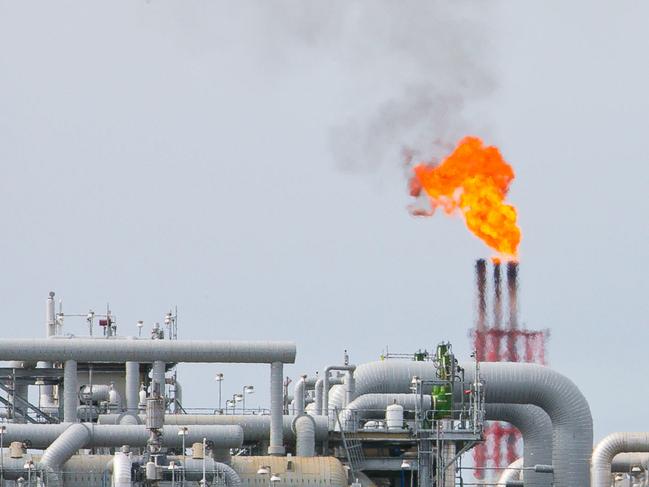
[409, 136, 521, 259]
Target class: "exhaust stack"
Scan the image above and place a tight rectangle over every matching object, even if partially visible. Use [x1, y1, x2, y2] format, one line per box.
[506, 261, 519, 362]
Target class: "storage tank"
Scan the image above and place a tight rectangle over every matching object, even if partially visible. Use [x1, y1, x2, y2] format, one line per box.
[386, 403, 404, 431]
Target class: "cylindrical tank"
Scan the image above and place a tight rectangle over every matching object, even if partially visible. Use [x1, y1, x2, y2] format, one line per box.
[108, 384, 122, 408]
[386, 403, 404, 431]
[80, 385, 110, 403]
[145, 461, 161, 480]
[138, 385, 147, 409]
[113, 451, 132, 487]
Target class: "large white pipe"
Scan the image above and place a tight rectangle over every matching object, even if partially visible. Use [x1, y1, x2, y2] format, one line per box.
[63, 360, 78, 423]
[612, 453, 649, 472]
[485, 404, 553, 487]
[0, 338, 296, 363]
[151, 360, 166, 397]
[293, 376, 306, 415]
[268, 361, 285, 455]
[98, 413, 329, 441]
[591, 433, 649, 487]
[463, 363, 592, 487]
[294, 414, 316, 457]
[313, 377, 342, 416]
[38, 292, 57, 410]
[0, 423, 244, 449]
[322, 365, 355, 416]
[125, 361, 139, 413]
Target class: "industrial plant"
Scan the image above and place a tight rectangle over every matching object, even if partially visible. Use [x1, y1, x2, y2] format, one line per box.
[0, 268, 640, 487]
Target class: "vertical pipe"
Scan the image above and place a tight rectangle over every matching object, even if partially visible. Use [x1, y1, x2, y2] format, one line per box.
[268, 361, 285, 455]
[506, 261, 519, 362]
[125, 362, 140, 413]
[151, 361, 166, 399]
[344, 371, 355, 408]
[314, 379, 323, 416]
[294, 376, 306, 416]
[475, 259, 487, 361]
[39, 292, 57, 410]
[490, 260, 503, 362]
[63, 360, 78, 423]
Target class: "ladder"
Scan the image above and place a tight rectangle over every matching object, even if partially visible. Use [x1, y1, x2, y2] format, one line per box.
[334, 408, 365, 478]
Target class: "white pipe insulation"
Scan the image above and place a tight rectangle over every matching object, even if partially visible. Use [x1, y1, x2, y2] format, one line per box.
[485, 404, 553, 487]
[268, 361, 285, 455]
[294, 414, 316, 457]
[591, 433, 649, 487]
[0, 338, 297, 363]
[294, 376, 306, 415]
[0, 423, 243, 449]
[125, 361, 140, 413]
[462, 363, 592, 487]
[38, 292, 58, 411]
[97, 413, 329, 442]
[63, 359, 78, 423]
[313, 377, 343, 416]
[612, 452, 649, 473]
[322, 364, 356, 416]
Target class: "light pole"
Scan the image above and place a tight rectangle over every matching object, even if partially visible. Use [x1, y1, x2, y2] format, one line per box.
[214, 373, 224, 412]
[225, 399, 235, 415]
[201, 437, 207, 486]
[242, 385, 254, 413]
[177, 427, 188, 485]
[232, 393, 243, 414]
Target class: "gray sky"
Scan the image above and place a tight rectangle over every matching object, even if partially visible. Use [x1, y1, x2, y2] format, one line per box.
[0, 2, 647, 441]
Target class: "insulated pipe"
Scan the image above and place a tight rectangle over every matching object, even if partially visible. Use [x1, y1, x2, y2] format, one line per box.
[179, 458, 242, 486]
[63, 360, 78, 423]
[268, 361, 285, 455]
[294, 376, 307, 415]
[80, 384, 110, 403]
[322, 365, 356, 416]
[0, 423, 243, 449]
[294, 414, 316, 457]
[497, 457, 523, 486]
[327, 360, 591, 487]
[0, 338, 297, 363]
[485, 404, 553, 487]
[151, 360, 166, 397]
[462, 362, 592, 487]
[125, 361, 139, 413]
[98, 413, 329, 442]
[339, 394, 432, 432]
[39, 292, 58, 410]
[313, 377, 343, 416]
[612, 453, 649, 472]
[40, 423, 91, 471]
[591, 433, 649, 487]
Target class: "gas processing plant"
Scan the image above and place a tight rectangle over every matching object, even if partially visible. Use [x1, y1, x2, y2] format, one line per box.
[0, 138, 639, 487]
[0, 280, 640, 487]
